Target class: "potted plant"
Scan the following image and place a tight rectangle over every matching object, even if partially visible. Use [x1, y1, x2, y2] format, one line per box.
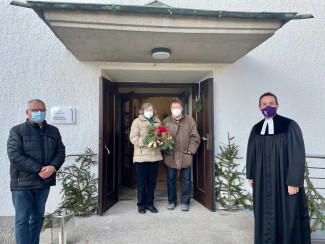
[57, 148, 98, 215]
[215, 133, 252, 211]
[305, 162, 325, 232]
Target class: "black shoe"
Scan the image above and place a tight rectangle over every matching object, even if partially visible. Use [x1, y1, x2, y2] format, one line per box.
[138, 207, 146, 214]
[146, 205, 158, 213]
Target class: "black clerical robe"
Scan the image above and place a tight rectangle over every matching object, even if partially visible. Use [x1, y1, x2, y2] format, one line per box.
[246, 114, 311, 244]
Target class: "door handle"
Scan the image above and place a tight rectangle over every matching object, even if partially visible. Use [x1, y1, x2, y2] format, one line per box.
[104, 144, 111, 155]
[127, 127, 131, 148]
[201, 134, 210, 150]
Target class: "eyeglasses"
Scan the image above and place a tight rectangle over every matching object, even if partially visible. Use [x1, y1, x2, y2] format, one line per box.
[28, 108, 47, 112]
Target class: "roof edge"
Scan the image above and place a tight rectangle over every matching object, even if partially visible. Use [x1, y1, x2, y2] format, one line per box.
[10, 1, 313, 21]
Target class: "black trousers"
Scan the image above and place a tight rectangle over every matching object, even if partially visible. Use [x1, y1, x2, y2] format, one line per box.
[136, 161, 159, 207]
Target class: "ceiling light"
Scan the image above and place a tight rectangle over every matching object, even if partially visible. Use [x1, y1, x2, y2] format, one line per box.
[151, 47, 171, 60]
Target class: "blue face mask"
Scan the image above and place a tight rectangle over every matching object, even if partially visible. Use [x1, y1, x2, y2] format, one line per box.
[31, 111, 46, 123]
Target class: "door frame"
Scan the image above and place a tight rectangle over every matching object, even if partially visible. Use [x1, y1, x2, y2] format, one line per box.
[120, 92, 135, 189]
[207, 79, 216, 211]
[98, 80, 216, 214]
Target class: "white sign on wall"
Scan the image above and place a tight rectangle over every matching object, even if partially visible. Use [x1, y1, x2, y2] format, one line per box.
[51, 108, 76, 124]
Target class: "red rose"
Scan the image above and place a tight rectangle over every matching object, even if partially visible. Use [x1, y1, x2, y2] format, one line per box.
[156, 125, 168, 133]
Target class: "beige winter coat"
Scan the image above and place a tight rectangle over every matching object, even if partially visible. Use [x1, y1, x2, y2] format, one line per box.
[162, 115, 200, 169]
[130, 115, 163, 163]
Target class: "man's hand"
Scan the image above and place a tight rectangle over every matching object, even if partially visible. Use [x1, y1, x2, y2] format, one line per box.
[248, 179, 253, 188]
[38, 166, 56, 179]
[288, 186, 299, 195]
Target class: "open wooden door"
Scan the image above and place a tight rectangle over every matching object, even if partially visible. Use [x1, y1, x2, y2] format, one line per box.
[98, 77, 119, 215]
[192, 78, 216, 211]
[120, 92, 135, 189]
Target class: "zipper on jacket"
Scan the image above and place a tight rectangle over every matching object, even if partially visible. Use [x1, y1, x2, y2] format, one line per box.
[173, 123, 179, 157]
[40, 128, 45, 166]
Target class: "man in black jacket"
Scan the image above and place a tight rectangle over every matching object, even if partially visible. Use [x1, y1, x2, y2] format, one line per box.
[7, 99, 65, 244]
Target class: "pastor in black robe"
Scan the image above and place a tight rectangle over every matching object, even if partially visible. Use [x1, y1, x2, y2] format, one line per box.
[246, 114, 311, 244]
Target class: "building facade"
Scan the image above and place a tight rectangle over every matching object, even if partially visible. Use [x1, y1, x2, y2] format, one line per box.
[0, 0, 324, 216]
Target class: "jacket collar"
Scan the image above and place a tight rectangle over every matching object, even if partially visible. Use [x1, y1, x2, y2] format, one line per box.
[26, 118, 47, 129]
[138, 114, 159, 123]
[169, 114, 184, 123]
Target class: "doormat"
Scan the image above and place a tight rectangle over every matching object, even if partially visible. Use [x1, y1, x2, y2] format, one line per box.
[119, 186, 136, 200]
[154, 190, 168, 199]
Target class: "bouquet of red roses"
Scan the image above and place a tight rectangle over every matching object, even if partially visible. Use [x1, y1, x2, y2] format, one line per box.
[143, 124, 175, 150]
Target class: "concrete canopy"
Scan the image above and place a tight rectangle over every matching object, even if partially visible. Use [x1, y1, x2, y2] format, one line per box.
[12, 1, 313, 63]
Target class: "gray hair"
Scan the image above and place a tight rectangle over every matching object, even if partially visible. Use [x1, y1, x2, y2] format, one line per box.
[27, 99, 46, 109]
[139, 103, 157, 116]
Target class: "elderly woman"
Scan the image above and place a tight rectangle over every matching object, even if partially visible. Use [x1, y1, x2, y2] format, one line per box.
[130, 103, 163, 214]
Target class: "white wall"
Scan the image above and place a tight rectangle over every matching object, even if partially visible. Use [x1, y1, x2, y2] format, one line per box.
[0, 0, 101, 215]
[212, 1, 325, 194]
[1, 0, 324, 215]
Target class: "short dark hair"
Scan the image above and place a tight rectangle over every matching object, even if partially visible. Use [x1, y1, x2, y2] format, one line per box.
[170, 98, 183, 108]
[259, 92, 278, 106]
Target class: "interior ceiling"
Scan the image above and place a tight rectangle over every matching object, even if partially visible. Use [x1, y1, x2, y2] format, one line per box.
[102, 69, 212, 83]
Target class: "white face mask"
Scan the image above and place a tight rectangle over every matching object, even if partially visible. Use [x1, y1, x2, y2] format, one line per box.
[144, 111, 153, 118]
[172, 109, 182, 117]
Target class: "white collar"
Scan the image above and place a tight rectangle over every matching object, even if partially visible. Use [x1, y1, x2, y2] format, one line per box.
[260, 118, 274, 135]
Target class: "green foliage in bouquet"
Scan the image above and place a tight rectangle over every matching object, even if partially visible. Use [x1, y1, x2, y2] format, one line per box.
[143, 123, 175, 151]
[215, 133, 253, 210]
[57, 148, 98, 215]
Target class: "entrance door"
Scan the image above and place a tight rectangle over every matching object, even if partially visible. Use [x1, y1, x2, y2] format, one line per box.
[192, 78, 216, 211]
[120, 92, 135, 189]
[98, 77, 119, 215]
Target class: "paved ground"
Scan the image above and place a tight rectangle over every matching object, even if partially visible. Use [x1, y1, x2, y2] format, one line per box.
[0, 216, 15, 244]
[40, 199, 254, 244]
[2, 199, 325, 243]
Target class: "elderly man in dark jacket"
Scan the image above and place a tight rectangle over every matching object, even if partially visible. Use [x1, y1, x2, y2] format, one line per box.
[7, 99, 65, 244]
[162, 99, 200, 211]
